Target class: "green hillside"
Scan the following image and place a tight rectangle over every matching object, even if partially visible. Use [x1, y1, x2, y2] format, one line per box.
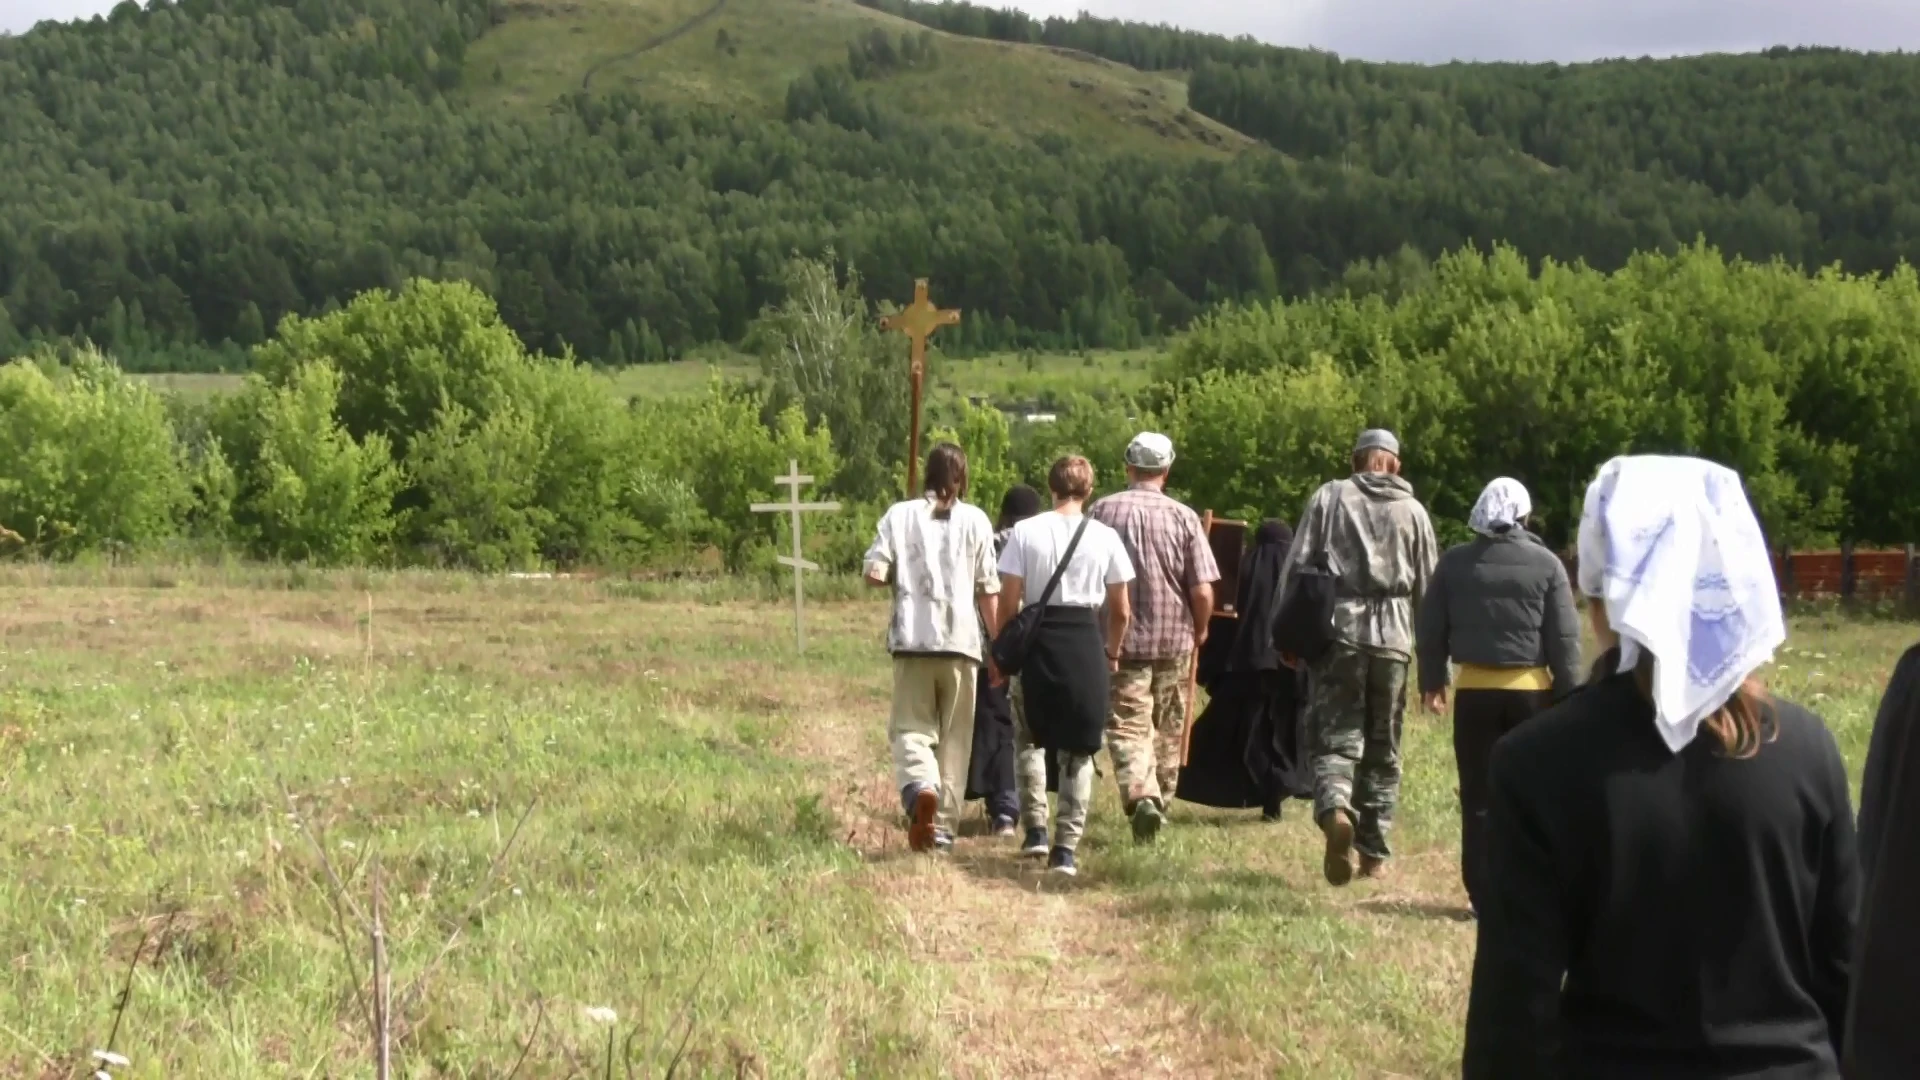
[466, 0, 1248, 157]
[1, 0, 1917, 373]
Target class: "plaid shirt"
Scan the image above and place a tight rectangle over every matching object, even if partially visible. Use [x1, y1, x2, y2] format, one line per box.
[1089, 485, 1220, 661]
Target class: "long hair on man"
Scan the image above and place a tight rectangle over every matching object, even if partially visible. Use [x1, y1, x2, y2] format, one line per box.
[925, 442, 969, 501]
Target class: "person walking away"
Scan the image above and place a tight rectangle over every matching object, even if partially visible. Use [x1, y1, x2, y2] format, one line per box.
[1279, 428, 1437, 885]
[1845, 643, 1920, 1079]
[1415, 477, 1581, 915]
[1088, 432, 1219, 843]
[994, 456, 1135, 877]
[1179, 519, 1312, 820]
[965, 484, 1044, 836]
[1463, 455, 1858, 1078]
[863, 443, 1001, 854]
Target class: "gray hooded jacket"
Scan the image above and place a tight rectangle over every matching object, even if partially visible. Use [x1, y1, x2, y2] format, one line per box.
[1279, 472, 1439, 660]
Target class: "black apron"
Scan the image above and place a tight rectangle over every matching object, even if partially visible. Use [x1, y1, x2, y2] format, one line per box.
[1018, 605, 1108, 755]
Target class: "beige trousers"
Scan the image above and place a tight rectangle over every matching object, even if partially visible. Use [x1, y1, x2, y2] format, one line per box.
[887, 655, 979, 836]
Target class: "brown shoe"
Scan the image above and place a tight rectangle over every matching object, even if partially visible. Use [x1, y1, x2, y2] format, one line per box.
[1320, 808, 1355, 886]
[907, 788, 940, 853]
[1358, 853, 1388, 880]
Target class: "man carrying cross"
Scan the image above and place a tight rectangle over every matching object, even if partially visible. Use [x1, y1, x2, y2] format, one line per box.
[864, 442, 1001, 854]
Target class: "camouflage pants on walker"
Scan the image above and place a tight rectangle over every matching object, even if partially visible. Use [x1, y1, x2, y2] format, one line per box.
[1108, 657, 1190, 811]
[1307, 644, 1407, 860]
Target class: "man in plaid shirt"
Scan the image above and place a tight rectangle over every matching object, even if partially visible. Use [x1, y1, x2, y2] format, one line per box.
[1088, 432, 1219, 843]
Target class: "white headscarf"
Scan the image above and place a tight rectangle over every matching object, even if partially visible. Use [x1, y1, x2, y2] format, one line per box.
[1469, 477, 1532, 537]
[1576, 456, 1785, 753]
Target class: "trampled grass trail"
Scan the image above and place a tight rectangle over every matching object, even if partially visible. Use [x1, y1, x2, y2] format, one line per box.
[0, 568, 1908, 1077]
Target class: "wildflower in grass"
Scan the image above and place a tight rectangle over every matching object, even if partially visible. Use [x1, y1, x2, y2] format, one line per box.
[584, 1005, 617, 1024]
[92, 1050, 130, 1067]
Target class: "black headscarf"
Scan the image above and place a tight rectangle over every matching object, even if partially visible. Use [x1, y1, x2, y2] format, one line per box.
[1200, 518, 1293, 683]
[998, 484, 1043, 531]
[1847, 643, 1920, 1078]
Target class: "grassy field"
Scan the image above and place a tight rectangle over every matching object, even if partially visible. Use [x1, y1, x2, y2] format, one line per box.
[1, 567, 1907, 1077]
[461, 0, 1251, 160]
[132, 348, 1159, 406]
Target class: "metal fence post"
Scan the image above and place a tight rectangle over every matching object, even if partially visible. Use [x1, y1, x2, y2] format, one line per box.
[1906, 543, 1918, 615]
[1840, 541, 1857, 606]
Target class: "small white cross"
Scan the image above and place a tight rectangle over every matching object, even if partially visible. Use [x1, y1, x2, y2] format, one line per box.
[750, 460, 842, 653]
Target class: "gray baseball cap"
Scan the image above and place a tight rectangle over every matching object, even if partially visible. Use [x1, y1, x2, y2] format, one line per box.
[1354, 428, 1401, 457]
[1125, 432, 1176, 469]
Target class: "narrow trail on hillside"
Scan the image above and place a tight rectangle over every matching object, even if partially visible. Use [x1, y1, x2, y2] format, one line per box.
[789, 700, 1240, 1078]
[580, 0, 729, 90]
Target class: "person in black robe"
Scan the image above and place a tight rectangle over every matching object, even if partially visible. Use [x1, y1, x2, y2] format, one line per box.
[966, 484, 1045, 834]
[1177, 519, 1311, 820]
[1845, 642, 1920, 1079]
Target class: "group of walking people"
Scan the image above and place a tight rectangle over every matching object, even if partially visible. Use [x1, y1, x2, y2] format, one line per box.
[862, 427, 1919, 1076]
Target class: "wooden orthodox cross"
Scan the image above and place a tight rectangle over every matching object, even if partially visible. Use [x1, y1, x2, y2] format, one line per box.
[750, 460, 842, 654]
[879, 279, 960, 497]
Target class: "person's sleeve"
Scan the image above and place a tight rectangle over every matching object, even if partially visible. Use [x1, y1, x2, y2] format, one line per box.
[1105, 530, 1137, 585]
[1186, 512, 1221, 588]
[1415, 553, 1451, 694]
[1542, 556, 1583, 699]
[1411, 506, 1439, 616]
[1276, 486, 1327, 600]
[1463, 741, 1570, 1080]
[1808, 725, 1861, 1059]
[862, 506, 895, 579]
[996, 528, 1024, 579]
[974, 514, 1001, 593]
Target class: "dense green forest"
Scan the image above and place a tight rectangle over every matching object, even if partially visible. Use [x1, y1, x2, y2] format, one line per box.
[3, 0, 1917, 370]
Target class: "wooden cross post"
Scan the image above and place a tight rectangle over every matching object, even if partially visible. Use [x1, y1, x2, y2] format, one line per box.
[750, 460, 842, 654]
[879, 279, 961, 497]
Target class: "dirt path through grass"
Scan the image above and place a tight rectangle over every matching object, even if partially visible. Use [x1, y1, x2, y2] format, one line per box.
[789, 686, 1243, 1078]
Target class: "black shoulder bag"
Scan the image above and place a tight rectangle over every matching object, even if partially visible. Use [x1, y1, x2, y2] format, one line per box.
[991, 515, 1091, 677]
[1271, 550, 1338, 664]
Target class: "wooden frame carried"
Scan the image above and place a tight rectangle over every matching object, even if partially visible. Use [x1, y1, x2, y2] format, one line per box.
[1201, 511, 1249, 618]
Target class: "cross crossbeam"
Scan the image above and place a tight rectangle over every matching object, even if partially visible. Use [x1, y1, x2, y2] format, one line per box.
[880, 278, 961, 496]
[750, 460, 841, 653]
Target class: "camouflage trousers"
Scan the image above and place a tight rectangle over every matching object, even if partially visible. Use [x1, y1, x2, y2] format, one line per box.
[1307, 644, 1408, 860]
[1108, 656, 1191, 811]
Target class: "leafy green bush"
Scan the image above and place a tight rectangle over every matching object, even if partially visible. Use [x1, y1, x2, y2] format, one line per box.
[0, 349, 189, 557]
[227, 361, 405, 564]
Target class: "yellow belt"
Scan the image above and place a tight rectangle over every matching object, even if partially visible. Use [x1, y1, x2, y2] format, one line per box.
[1455, 664, 1553, 692]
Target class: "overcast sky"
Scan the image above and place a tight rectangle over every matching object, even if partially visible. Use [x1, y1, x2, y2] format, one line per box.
[6, 0, 1919, 62]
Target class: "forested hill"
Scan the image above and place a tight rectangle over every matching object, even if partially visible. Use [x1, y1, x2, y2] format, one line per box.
[2, 0, 1917, 372]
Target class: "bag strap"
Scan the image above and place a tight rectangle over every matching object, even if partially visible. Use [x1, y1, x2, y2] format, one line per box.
[1033, 514, 1092, 610]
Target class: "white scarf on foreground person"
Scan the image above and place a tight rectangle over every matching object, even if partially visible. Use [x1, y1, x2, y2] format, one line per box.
[1576, 456, 1786, 753]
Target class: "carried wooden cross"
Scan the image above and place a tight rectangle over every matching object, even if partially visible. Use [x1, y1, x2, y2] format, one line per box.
[750, 460, 841, 654]
[879, 278, 960, 497]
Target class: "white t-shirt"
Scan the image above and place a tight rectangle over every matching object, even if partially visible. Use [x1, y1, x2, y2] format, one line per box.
[998, 510, 1135, 608]
[863, 496, 999, 660]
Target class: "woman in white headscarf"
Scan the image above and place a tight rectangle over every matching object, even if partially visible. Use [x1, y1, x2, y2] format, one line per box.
[1414, 477, 1582, 913]
[1462, 456, 1859, 1079]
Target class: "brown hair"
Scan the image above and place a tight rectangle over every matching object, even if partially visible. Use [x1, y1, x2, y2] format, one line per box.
[1591, 600, 1777, 758]
[1629, 653, 1776, 758]
[1352, 448, 1401, 475]
[925, 442, 968, 501]
[1047, 455, 1095, 500]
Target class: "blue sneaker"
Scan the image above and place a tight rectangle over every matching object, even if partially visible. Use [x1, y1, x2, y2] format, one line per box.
[1020, 827, 1049, 858]
[1046, 846, 1077, 877]
[989, 814, 1017, 838]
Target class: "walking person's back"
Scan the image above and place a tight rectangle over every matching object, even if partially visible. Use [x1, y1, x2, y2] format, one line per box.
[1280, 428, 1438, 884]
[1087, 432, 1219, 843]
[1464, 455, 1858, 1080]
[1416, 477, 1582, 914]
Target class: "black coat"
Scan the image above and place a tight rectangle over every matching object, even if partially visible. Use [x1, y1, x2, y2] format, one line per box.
[1845, 644, 1920, 1079]
[1464, 671, 1859, 1079]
